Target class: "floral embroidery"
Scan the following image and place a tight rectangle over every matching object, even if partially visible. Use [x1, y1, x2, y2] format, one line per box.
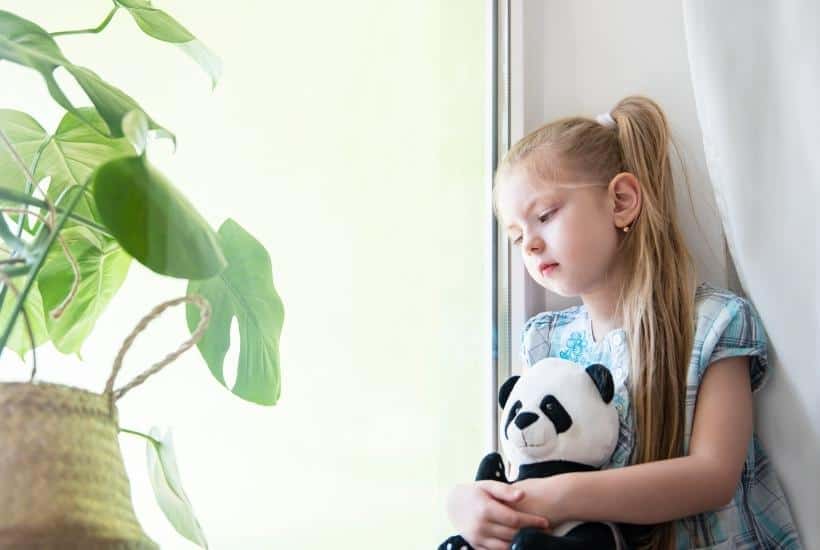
[558, 330, 588, 364]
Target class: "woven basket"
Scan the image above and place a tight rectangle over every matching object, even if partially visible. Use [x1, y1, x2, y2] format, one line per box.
[0, 382, 158, 550]
[0, 295, 211, 550]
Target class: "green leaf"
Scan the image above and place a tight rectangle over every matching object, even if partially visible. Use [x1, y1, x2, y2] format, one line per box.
[122, 109, 149, 156]
[0, 107, 134, 232]
[177, 40, 223, 90]
[0, 10, 173, 140]
[145, 427, 209, 549]
[66, 65, 176, 144]
[0, 262, 48, 360]
[115, 0, 194, 42]
[115, 0, 222, 89]
[0, 108, 134, 233]
[0, 110, 47, 198]
[92, 155, 227, 279]
[36, 108, 135, 226]
[186, 219, 284, 406]
[36, 225, 131, 354]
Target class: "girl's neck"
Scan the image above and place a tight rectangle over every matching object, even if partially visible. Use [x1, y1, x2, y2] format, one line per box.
[584, 305, 620, 344]
[581, 267, 625, 343]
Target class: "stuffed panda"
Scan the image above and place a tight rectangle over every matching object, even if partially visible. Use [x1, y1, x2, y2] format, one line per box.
[439, 357, 627, 550]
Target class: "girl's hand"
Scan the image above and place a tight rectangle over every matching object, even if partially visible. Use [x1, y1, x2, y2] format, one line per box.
[510, 475, 573, 526]
[446, 480, 551, 550]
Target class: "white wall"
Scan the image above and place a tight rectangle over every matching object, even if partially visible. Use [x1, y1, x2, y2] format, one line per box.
[513, 0, 813, 546]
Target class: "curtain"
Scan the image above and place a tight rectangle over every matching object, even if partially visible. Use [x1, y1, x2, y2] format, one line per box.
[682, 0, 819, 546]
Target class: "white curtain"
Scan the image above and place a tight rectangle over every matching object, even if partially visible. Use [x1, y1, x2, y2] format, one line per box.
[682, 0, 819, 547]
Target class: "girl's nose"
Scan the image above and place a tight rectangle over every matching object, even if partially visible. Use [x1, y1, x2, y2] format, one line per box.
[524, 234, 544, 254]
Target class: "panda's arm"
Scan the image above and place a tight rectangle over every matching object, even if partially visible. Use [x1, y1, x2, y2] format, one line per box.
[474, 452, 510, 484]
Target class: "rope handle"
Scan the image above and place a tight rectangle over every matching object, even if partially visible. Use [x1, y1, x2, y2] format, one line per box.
[104, 294, 212, 411]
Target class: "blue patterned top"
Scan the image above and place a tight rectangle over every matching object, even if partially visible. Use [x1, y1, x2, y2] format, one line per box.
[519, 282, 802, 549]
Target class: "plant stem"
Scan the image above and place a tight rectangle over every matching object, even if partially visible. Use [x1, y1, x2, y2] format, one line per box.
[21, 136, 54, 234]
[0, 131, 54, 220]
[0, 214, 26, 253]
[0, 273, 38, 382]
[0, 188, 113, 238]
[50, 7, 119, 37]
[119, 427, 162, 447]
[0, 133, 53, 320]
[1, 207, 82, 321]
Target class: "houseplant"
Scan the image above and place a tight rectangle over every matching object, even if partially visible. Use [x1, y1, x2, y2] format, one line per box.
[0, 2, 284, 547]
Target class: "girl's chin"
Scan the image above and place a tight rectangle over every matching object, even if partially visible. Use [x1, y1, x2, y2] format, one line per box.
[541, 279, 581, 298]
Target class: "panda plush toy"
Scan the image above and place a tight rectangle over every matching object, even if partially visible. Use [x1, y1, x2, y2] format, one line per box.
[439, 357, 627, 550]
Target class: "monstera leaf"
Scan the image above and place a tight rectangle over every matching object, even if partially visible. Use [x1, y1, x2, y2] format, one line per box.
[186, 219, 284, 406]
[114, 0, 222, 89]
[145, 427, 209, 549]
[0, 10, 173, 141]
[92, 155, 227, 279]
[36, 225, 131, 356]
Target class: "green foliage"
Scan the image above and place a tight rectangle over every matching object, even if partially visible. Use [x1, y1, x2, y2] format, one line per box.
[0, 10, 173, 141]
[0, 4, 284, 544]
[37, 225, 131, 356]
[92, 155, 228, 279]
[187, 219, 284, 406]
[145, 427, 209, 549]
[114, 0, 222, 88]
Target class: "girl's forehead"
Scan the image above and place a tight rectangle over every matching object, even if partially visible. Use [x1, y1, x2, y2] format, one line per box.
[497, 170, 565, 209]
[496, 180, 564, 229]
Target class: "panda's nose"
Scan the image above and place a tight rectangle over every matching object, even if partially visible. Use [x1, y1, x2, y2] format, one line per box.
[514, 412, 538, 430]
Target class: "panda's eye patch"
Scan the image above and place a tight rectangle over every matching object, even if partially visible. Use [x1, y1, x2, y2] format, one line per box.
[540, 394, 572, 434]
[508, 400, 522, 423]
[504, 400, 523, 440]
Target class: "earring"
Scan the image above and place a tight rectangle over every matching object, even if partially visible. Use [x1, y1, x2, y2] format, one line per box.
[622, 225, 630, 233]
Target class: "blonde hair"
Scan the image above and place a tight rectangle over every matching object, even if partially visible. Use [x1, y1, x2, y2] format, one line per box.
[493, 95, 696, 550]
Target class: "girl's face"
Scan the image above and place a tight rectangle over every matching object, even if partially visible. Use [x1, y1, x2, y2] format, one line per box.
[495, 164, 623, 298]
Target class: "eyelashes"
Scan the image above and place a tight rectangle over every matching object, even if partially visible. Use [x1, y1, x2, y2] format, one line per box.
[511, 210, 555, 246]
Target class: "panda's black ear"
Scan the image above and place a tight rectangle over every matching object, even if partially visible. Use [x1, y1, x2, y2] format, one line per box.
[499, 375, 520, 409]
[585, 364, 614, 404]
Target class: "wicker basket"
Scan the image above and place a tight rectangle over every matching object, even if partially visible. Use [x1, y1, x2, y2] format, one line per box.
[0, 295, 211, 550]
[0, 382, 158, 549]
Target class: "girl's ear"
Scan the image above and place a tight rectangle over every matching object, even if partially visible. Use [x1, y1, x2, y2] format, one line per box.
[608, 172, 642, 230]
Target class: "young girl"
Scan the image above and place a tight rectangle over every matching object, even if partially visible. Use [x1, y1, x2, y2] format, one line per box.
[445, 96, 802, 550]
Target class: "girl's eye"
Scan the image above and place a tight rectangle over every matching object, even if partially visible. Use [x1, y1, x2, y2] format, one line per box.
[510, 210, 554, 246]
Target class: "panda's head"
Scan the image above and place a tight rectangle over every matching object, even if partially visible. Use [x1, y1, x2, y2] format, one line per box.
[498, 357, 619, 472]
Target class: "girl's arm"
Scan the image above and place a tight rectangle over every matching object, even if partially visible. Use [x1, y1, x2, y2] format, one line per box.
[514, 355, 753, 525]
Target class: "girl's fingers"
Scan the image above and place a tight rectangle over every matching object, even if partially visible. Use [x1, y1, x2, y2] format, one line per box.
[486, 498, 549, 530]
[478, 480, 522, 503]
[481, 521, 518, 540]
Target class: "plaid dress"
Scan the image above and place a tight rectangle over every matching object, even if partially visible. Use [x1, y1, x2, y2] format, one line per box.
[520, 282, 802, 549]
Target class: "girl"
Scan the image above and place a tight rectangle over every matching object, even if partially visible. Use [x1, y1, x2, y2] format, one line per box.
[445, 96, 801, 550]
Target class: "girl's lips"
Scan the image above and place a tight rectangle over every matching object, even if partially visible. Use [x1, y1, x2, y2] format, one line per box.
[540, 263, 559, 275]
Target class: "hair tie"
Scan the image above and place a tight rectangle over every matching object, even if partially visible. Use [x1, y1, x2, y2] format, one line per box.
[596, 112, 616, 128]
